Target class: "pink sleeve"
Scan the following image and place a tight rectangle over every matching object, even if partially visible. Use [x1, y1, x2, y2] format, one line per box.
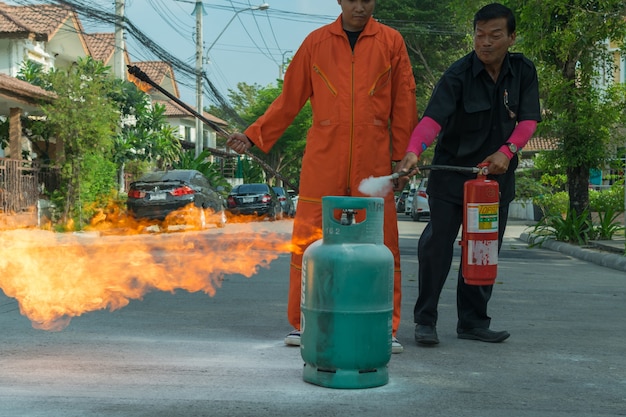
[499, 120, 538, 159]
[405, 116, 441, 157]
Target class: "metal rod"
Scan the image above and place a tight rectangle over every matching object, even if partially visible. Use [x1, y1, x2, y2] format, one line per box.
[126, 65, 299, 193]
[392, 165, 481, 180]
[416, 165, 481, 173]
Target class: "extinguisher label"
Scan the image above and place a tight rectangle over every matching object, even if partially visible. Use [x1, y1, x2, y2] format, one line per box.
[468, 240, 499, 265]
[466, 203, 498, 233]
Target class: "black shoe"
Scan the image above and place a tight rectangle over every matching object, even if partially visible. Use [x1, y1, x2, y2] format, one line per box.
[415, 324, 439, 345]
[457, 328, 510, 343]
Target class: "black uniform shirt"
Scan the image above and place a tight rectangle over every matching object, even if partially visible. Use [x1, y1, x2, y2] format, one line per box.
[423, 51, 541, 205]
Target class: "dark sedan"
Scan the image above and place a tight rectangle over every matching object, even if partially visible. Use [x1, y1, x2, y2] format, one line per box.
[127, 169, 226, 229]
[227, 183, 282, 220]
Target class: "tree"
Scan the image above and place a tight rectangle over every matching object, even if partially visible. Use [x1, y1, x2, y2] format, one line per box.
[111, 81, 182, 190]
[172, 149, 231, 192]
[375, 0, 472, 111]
[209, 81, 309, 188]
[510, 0, 626, 217]
[40, 57, 119, 224]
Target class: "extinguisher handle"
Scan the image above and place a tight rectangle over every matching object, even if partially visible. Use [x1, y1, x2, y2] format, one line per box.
[476, 162, 489, 176]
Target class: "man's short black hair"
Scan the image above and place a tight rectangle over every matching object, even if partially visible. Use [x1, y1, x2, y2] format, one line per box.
[473, 3, 516, 35]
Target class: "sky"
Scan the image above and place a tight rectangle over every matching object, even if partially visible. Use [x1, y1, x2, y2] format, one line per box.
[91, 0, 343, 106]
[5, 0, 343, 105]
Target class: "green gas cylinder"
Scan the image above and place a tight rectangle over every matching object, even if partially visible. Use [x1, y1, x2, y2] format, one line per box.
[300, 196, 394, 389]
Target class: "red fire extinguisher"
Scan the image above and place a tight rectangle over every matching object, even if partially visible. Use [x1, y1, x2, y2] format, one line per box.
[460, 162, 500, 285]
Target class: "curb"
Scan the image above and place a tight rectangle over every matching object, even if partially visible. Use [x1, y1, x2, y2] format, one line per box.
[520, 232, 626, 273]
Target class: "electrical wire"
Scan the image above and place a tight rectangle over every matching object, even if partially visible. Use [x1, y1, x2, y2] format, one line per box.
[3, 0, 465, 119]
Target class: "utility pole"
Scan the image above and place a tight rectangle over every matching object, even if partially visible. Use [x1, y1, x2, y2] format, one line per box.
[194, 1, 204, 158]
[114, 0, 126, 192]
[114, 0, 125, 80]
[279, 50, 292, 80]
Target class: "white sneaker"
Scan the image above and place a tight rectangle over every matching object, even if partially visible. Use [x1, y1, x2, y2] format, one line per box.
[284, 329, 301, 346]
[392, 336, 404, 354]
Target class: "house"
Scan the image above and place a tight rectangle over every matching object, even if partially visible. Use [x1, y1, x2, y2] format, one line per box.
[0, 1, 229, 159]
[125, 60, 228, 152]
[518, 136, 559, 169]
[0, 1, 230, 221]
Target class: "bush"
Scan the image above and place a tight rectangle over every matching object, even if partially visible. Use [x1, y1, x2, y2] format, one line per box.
[534, 191, 569, 218]
[515, 173, 550, 201]
[589, 181, 625, 213]
[530, 208, 595, 246]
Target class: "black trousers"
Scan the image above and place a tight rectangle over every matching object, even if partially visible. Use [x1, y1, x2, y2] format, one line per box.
[414, 197, 509, 330]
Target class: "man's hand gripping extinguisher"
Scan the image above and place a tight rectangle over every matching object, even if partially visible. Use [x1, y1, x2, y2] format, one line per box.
[460, 162, 500, 286]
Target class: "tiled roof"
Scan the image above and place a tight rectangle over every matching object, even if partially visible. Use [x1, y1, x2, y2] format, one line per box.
[84, 32, 115, 63]
[0, 73, 56, 102]
[525, 136, 559, 152]
[0, 2, 77, 41]
[131, 61, 175, 87]
[128, 61, 180, 98]
[153, 99, 228, 127]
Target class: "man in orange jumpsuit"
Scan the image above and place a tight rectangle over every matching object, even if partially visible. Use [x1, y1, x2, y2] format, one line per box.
[227, 0, 418, 353]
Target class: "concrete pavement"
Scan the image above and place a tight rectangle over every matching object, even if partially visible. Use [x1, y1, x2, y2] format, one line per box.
[1, 217, 625, 416]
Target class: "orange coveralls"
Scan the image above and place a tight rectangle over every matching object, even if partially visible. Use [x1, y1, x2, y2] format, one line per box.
[244, 16, 418, 336]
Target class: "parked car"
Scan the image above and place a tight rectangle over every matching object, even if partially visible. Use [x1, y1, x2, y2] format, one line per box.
[411, 178, 430, 221]
[405, 187, 416, 216]
[273, 186, 296, 218]
[127, 169, 227, 229]
[227, 183, 282, 220]
[287, 190, 298, 213]
[395, 189, 409, 213]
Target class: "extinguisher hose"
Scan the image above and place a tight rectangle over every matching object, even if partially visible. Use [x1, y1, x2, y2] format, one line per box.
[417, 165, 480, 173]
[391, 164, 485, 180]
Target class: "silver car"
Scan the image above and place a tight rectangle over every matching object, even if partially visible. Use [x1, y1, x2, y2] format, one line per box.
[411, 178, 430, 221]
[404, 188, 416, 216]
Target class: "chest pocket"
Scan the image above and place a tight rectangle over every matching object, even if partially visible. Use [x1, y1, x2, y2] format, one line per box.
[460, 99, 491, 132]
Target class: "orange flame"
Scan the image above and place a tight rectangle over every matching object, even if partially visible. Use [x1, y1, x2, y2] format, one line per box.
[128, 73, 152, 93]
[0, 204, 310, 331]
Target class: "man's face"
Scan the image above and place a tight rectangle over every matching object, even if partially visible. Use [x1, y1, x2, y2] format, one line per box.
[337, 0, 375, 32]
[473, 17, 516, 67]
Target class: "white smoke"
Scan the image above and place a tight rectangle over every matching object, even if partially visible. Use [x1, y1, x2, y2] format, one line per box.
[358, 175, 394, 197]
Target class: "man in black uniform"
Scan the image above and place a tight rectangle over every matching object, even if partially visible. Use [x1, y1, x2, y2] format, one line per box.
[395, 3, 541, 345]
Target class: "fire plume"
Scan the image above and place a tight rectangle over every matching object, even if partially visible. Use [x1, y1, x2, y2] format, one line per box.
[0, 218, 298, 331]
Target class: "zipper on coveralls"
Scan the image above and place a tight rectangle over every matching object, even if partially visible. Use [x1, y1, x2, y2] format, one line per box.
[369, 65, 392, 96]
[347, 52, 355, 195]
[313, 65, 338, 96]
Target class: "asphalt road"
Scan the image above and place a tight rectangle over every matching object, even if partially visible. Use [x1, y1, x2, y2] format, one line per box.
[1, 216, 625, 417]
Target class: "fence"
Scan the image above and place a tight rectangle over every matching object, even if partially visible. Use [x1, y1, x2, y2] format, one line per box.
[0, 158, 60, 214]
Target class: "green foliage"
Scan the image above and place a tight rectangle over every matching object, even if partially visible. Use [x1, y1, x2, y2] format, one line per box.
[38, 57, 119, 223]
[172, 149, 231, 193]
[531, 183, 625, 243]
[511, 0, 626, 217]
[239, 158, 265, 184]
[589, 183, 626, 240]
[0, 117, 8, 149]
[534, 191, 569, 218]
[16, 59, 49, 89]
[530, 208, 594, 246]
[515, 170, 550, 201]
[77, 152, 118, 225]
[211, 81, 306, 187]
[589, 182, 625, 213]
[593, 207, 624, 240]
[375, 0, 474, 112]
[532, 151, 567, 192]
[113, 98, 182, 171]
